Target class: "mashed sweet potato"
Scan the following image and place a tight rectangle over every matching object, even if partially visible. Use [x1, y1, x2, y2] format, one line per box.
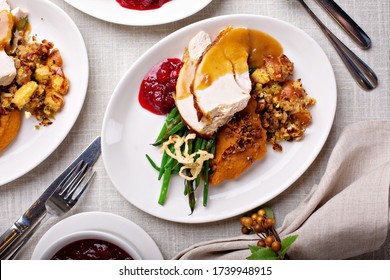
[209, 96, 267, 185]
[0, 109, 21, 152]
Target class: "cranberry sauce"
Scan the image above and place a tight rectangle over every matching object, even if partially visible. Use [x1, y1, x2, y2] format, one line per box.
[139, 58, 183, 115]
[51, 239, 133, 260]
[116, 0, 171, 11]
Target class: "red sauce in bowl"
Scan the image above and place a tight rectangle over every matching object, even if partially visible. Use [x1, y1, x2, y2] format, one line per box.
[51, 239, 133, 260]
[139, 58, 183, 115]
[116, 0, 171, 11]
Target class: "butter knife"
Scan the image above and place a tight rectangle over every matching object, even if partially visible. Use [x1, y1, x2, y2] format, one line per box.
[0, 136, 101, 259]
[315, 0, 371, 49]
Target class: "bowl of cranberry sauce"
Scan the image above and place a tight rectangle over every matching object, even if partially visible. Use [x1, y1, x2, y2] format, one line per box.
[116, 0, 171, 11]
[40, 231, 141, 260]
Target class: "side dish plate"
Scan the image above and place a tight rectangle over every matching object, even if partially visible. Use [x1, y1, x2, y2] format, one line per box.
[0, 0, 88, 185]
[64, 0, 213, 26]
[101, 14, 337, 223]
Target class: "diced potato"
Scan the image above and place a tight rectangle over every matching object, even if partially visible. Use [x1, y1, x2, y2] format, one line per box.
[46, 49, 63, 67]
[44, 90, 64, 114]
[251, 68, 270, 84]
[49, 74, 69, 95]
[12, 81, 38, 110]
[34, 65, 52, 84]
[16, 66, 32, 86]
[25, 85, 45, 111]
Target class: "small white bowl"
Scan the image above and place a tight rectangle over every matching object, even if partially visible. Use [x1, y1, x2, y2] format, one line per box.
[40, 230, 142, 260]
[32, 212, 163, 260]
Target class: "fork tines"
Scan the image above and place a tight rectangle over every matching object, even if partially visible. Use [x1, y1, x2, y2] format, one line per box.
[58, 161, 95, 203]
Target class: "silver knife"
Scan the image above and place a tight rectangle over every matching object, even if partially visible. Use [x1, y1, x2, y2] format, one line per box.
[0, 136, 101, 259]
[315, 0, 371, 49]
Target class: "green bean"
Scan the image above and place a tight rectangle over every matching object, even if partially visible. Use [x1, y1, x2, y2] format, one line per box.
[166, 107, 179, 122]
[195, 138, 206, 188]
[158, 150, 168, 180]
[152, 120, 186, 146]
[152, 107, 180, 146]
[210, 137, 217, 154]
[205, 133, 217, 151]
[177, 126, 188, 138]
[157, 125, 178, 192]
[158, 161, 173, 205]
[193, 137, 203, 187]
[184, 137, 196, 213]
[202, 160, 210, 207]
[164, 155, 176, 170]
[185, 174, 195, 214]
[193, 136, 203, 151]
[171, 162, 182, 175]
[170, 109, 182, 123]
[203, 133, 217, 207]
[167, 122, 186, 137]
[159, 143, 178, 179]
[163, 129, 189, 171]
[145, 154, 160, 172]
[183, 141, 189, 196]
[153, 108, 177, 144]
[195, 176, 201, 188]
[153, 122, 167, 147]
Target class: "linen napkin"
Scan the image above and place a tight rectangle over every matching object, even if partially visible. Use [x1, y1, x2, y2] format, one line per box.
[173, 121, 390, 260]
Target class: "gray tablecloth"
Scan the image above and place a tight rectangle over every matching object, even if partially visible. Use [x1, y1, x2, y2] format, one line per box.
[1, 0, 389, 260]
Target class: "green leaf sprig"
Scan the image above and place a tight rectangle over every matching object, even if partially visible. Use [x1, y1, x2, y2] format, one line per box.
[247, 235, 298, 260]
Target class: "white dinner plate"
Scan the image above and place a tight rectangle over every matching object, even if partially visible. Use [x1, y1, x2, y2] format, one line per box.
[0, 0, 88, 185]
[32, 212, 164, 260]
[64, 0, 213, 26]
[101, 14, 337, 223]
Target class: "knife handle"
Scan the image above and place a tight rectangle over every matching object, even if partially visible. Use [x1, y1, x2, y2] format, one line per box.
[0, 214, 46, 260]
[316, 0, 371, 49]
[0, 224, 23, 260]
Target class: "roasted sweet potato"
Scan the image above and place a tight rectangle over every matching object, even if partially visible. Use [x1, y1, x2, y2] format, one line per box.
[209, 97, 267, 185]
[0, 110, 22, 153]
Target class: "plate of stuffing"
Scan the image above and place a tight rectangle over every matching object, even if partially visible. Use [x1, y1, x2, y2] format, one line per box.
[0, 0, 88, 185]
[63, 0, 213, 26]
[101, 14, 337, 223]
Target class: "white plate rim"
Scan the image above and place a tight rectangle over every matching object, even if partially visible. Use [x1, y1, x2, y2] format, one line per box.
[64, 0, 213, 26]
[31, 211, 164, 260]
[101, 14, 337, 224]
[0, 0, 89, 185]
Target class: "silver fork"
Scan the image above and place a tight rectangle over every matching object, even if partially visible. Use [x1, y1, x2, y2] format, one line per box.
[2, 161, 96, 260]
[295, 0, 378, 91]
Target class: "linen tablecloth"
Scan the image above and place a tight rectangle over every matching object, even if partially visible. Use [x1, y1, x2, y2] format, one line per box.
[1, 0, 389, 259]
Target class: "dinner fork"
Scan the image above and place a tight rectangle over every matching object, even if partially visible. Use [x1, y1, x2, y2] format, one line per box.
[295, 0, 378, 90]
[0, 161, 96, 260]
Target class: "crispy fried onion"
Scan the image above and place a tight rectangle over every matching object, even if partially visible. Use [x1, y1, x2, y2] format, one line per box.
[161, 133, 214, 180]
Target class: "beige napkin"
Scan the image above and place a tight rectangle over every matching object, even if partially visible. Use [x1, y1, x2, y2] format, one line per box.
[173, 121, 390, 260]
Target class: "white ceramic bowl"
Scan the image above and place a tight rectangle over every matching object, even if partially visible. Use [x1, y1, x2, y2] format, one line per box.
[39, 230, 142, 260]
[32, 212, 163, 260]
